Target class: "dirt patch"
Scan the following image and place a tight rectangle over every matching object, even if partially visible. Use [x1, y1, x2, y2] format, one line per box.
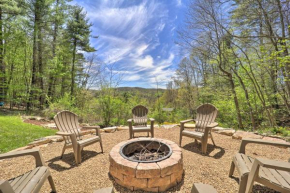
[1, 128, 289, 193]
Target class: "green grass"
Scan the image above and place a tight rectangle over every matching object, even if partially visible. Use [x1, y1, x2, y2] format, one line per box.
[0, 115, 56, 153]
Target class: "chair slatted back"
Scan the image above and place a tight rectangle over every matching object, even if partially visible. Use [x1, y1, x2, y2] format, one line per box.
[195, 104, 218, 133]
[54, 111, 82, 144]
[132, 105, 148, 126]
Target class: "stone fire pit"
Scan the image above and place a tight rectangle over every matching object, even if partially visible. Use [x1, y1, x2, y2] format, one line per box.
[109, 138, 183, 192]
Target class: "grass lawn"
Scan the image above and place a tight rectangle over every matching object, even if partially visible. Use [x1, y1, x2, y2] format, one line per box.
[0, 115, 56, 153]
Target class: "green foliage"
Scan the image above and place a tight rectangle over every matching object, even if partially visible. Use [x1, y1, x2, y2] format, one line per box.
[0, 115, 56, 153]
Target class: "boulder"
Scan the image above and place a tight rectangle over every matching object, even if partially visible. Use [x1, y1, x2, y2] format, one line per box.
[184, 123, 196, 128]
[80, 129, 96, 135]
[44, 135, 63, 142]
[212, 127, 227, 132]
[161, 125, 178, 129]
[232, 131, 263, 140]
[28, 138, 51, 147]
[117, 126, 129, 131]
[104, 126, 117, 133]
[43, 123, 57, 129]
[216, 129, 236, 136]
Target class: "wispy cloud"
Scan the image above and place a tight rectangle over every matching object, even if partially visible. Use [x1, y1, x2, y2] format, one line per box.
[73, 0, 184, 88]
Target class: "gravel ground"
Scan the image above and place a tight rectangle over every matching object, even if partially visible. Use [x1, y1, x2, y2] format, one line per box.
[1, 127, 289, 193]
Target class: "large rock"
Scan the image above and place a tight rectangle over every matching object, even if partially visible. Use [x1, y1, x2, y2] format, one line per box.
[212, 126, 230, 132]
[232, 131, 263, 140]
[28, 138, 52, 147]
[184, 123, 196, 128]
[43, 123, 57, 129]
[44, 135, 63, 142]
[104, 126, 117, 133]
[117, 126, 129, 131]
[216, 129, 236, 136]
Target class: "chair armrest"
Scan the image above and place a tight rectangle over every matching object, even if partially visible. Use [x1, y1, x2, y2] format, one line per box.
[127, 119, 132, 123]
[149, 118, 155, 122]
[0, 148, 45, 167]
[0, 180, 14, 193]
[180, 119, 194, 124]
[239, 138, 290, 154]
[255, 158, 290, 172]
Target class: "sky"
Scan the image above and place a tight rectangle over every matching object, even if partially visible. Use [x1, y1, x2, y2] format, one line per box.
[72, 0, 188, 88]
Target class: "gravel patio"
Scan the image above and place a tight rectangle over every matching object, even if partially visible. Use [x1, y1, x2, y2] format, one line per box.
[1, 127, 289, 193]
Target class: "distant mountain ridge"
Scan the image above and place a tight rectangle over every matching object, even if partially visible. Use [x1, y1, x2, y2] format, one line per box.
[116, 87, 165, 92]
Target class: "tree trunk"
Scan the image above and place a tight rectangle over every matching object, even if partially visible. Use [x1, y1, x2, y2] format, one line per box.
[0, 7, 6, 103]
[28, 1, 40, 110]
[71, 38, 77, 98]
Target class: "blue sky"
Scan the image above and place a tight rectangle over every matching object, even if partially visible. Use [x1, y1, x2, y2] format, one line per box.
[73, 0, 187, 88]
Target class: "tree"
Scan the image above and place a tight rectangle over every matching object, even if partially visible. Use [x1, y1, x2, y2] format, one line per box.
[66, 6, 95, 98]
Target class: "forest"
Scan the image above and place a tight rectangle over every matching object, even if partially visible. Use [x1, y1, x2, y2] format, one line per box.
[0, 0, 289, 136]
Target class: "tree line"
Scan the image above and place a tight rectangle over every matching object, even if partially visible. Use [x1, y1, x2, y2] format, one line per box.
[0, 0, 95, 110]
[169, 0, 290, 130]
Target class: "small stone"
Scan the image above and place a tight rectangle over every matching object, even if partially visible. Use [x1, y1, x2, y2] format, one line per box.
[28, 138, 51, 147]
[43, 123, 57, 129]
[44, 135, 63, 142]
[184, 123, 196, 128]
[116, 126, 129, 131]
[232, 131, 263, 140]
[103, 127, 117, 133]
[216, 129, 236, 136]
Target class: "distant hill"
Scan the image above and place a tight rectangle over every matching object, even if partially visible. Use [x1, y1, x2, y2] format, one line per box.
[116, 87, 165, 93]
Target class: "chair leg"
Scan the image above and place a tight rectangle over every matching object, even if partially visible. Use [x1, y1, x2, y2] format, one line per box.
[60, 145, 66, 159]
[100, 140, 104, 153]
[194, 139, 198, 145]
[48, 175, 56, 193]
[147, 132, 149, 137]
[229, 161, 235, 177]
[238, 175, 248, 193]
[179, 135, 182, 147]
[211, 135, 216, 146]
[76, 146, 81, 164]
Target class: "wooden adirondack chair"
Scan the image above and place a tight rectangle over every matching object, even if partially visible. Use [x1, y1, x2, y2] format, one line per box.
[127, 105, 155, 139]
[0, 148, 56, 193]
[54, 110, 103, 164]
[229, 138, 290, 193]
[179, 104, 218, 154]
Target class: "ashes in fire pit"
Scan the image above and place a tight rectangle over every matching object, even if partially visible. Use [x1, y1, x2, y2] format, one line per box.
[120, 140, 172, 163]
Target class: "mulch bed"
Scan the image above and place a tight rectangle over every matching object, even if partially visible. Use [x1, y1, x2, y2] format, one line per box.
[1, 127, 289, 193]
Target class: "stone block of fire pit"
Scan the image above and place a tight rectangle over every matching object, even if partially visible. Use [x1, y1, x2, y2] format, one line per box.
[109, 138, 183, 192]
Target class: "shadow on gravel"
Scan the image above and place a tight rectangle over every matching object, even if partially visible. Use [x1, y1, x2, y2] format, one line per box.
[47, 150, 100, 171]
[182, 142, 225, 159]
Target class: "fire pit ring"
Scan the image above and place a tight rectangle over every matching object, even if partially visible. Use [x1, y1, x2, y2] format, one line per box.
[109, 138, 183, 192]
[120, 139, 172, 163]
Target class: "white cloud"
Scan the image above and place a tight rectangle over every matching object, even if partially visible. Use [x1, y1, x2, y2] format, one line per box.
[124, 75, 141, 81]
[135, 55, 154, 68]
[74, 0, 178, 88]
